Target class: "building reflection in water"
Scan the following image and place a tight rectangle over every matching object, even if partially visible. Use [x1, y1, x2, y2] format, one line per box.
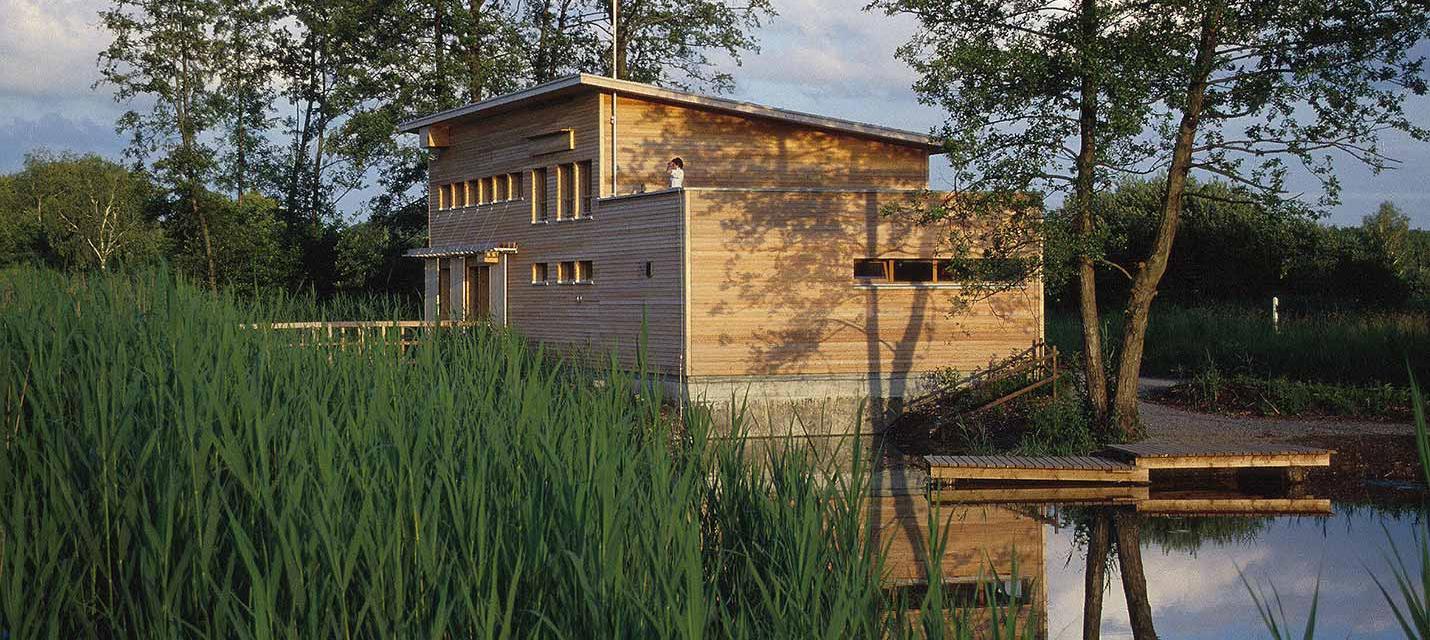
[868, 479, 1329, 639]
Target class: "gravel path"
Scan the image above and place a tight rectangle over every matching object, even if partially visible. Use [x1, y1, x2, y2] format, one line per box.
[1137, 377, 1414, 444]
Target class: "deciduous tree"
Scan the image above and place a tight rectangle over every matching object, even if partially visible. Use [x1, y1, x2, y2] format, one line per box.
[870, 0, 1168, 427]
[9, 152, 162, 271]
[99, 0, 223, 288]
[884, 0, 1430, 437]
[1108, 0, 1430, 433]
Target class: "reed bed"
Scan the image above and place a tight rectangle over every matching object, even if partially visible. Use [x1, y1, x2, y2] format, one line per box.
[1048, 305, 1430, 386]
[0, 267, 1029, 638]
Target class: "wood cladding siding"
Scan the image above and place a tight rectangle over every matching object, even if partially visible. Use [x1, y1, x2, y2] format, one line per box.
[601, 93, 929, 196]
[427, 92, 600, 219]
[870, 500, 1045, 633]
[684, 190, 1042, 378]
[430, 191, 685, 372]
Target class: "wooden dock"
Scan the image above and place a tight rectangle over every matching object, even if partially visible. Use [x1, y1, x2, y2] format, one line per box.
[1135, 497, 1331, 516]
[929, 486, 1331, 515]
[931, 485, 1150, 505]
[925, 455, 1149, 484]
[924, 441, 1331, 487]
[1102, 442, 1332, 470]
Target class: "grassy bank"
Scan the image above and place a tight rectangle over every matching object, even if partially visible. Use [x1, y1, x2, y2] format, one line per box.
[0, 267, 1022, 638]
[1168, 370, 1414, 420]
[1048, 305, 1430, 387]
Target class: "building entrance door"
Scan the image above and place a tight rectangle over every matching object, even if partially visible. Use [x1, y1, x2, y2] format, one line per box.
[466, 264, 490, 320]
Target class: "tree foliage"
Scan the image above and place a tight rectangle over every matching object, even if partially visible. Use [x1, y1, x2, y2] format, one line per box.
[85, 0, 772, 299]
[884, 0, 1430, 434]
[1, 152, 163, 271]
[1051, 180, 1430, 309]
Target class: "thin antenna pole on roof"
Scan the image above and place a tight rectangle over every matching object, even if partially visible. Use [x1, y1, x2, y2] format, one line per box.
[611, 0, 618, 79]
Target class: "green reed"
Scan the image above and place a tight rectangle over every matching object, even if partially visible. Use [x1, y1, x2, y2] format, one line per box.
[0, 266, 1028, 638]
[1047, 304, 1430, 386]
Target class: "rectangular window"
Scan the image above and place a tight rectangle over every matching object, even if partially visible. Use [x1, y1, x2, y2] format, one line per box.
[457, 182, 470, 208]
[575, 260, 593, 283]
[531, 262, 549, 284]
[466, 179, 480, 206]
[484, 176, 497, 204]
[437, 184, 450, 210]
[892, 259, 935, 283]
[577, 160, 593, 217]
[532, 168, 549, 222]
[557, 261, 575, 283]
[509, 173, 522, 200]
[853, 259, 949, 283]
[853, 259, 890, 280]
[557, 163, 576, 220]
[494, 174, 508, 201]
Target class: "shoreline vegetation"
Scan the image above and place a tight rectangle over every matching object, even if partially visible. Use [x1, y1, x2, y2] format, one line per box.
[1047, 305, 1429, 422]
[0, 267, 1033, 638]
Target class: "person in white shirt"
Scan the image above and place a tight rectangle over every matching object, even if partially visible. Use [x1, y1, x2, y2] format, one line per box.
[667, 157, 685, 189]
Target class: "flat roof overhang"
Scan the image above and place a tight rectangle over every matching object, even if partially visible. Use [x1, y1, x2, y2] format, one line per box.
[405, 242, 518, 259]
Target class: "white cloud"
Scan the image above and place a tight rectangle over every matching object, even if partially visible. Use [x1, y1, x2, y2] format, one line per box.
[0, 0, 109, 99]
[721, 0, 920, 100]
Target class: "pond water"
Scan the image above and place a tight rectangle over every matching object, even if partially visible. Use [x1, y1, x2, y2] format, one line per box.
[869, 488, 1427, 638]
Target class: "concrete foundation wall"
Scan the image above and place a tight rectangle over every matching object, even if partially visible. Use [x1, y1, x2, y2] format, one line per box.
[668, 372, 937, 437]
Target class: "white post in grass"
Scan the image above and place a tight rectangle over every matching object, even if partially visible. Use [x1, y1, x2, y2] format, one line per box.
[1272, 296, 1280, 333]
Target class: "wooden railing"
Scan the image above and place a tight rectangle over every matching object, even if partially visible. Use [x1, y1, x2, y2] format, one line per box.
[960, 342, 1059, 417]
[896, 341, 1061, 428]
[246, 320, 471, 348]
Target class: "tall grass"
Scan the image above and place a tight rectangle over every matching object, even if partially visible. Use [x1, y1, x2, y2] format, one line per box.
[1047, 305, 1430, 386]
[0, 267, 1029, 637]
[1244, 373, 1430, 639]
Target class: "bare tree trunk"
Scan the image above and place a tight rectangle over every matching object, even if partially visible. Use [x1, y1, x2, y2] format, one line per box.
[178, 39, 217, 290]
[1111, 1, 1223, 437]
[1082, 509, 1112, 639]
[533, 0, 554, 81]
[1113, 511, 1158, 639]
[1074, 0, 1110, 426]
[614, 0, 637, 79]
[192, 189, 218, 290]
[467, 0, 485, 101]
[434, 0, 448, 104]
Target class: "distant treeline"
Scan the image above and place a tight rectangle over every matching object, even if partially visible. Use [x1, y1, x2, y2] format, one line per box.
[0, 151, 427, 301]
[1045, 179, 1430, 311]
[0, 0, 773, 303]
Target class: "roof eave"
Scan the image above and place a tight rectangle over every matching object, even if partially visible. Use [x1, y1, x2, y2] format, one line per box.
[397, 73, 944, 152]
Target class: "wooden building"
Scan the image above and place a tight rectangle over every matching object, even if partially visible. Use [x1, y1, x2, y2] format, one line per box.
[400, 74, 1042, 432]
[870, 497, 1047, 635]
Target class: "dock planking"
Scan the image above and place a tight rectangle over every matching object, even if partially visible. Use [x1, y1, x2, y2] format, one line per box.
[925, 455, 1149, 484]
[1136, 497, 1332, 516]
[1104, 442, 1332, 470]
[927, 486, 1330, 515]
[924, 442, 1332, 487]
[932, 485, 1150, 505]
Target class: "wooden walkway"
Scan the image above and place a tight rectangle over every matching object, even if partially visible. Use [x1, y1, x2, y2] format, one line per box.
[924, 441, 1332, 486]
[929, 486, 1331, 515]
[1103, 442, 1332, 470]
[925, 455, 1149, 484]
[930, 485, 1149, 505]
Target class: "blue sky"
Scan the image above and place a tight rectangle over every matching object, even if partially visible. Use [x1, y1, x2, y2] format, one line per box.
[1041, 507, 1425, 639]
[2, 0, 1426, 227]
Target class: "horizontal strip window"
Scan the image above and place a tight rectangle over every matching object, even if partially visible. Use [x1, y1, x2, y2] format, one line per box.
[853, 258, 1025, 284]
[532, 260, 594, 285]
[436, 172, 525, 210]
